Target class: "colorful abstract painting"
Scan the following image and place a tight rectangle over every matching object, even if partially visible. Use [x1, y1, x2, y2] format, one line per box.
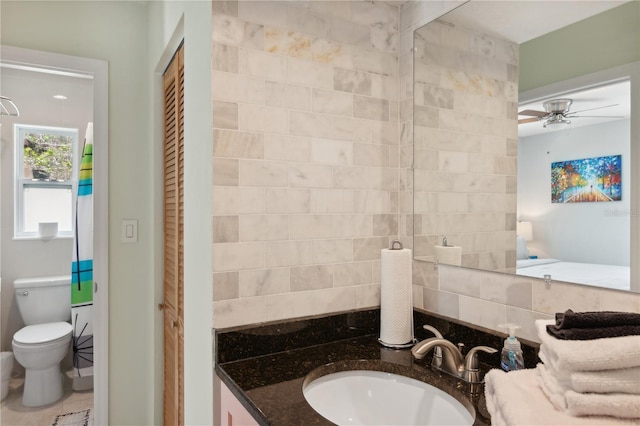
[551, 155, 622, 203]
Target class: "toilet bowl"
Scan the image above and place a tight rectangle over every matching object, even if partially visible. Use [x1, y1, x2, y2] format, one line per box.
[12, 276, 72, 407]
[12, 322, 72, 407]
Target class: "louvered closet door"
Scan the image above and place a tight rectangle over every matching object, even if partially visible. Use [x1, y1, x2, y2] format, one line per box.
[162, 43, 184, 426]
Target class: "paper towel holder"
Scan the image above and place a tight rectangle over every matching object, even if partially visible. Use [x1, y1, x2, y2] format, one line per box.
[390, 240, 403, 250]
[378, 337, 417, 349]
[379, 239, 415, 349]
[435, 237, 455, 269]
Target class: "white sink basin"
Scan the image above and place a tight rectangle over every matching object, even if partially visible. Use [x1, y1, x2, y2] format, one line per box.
[303, 370, 474, 426]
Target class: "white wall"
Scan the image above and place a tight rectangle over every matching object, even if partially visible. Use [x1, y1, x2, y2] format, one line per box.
[518, 119, 631, 265]
[147, 1, 213, 425]
[1, 1, 153, 424]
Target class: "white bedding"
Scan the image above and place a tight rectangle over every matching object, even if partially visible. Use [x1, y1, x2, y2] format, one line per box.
[516, 258, 630, 291]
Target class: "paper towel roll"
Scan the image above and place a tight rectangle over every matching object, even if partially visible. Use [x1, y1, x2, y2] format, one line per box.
[435, 245, 462, 266]
[379, 247, 413, 347]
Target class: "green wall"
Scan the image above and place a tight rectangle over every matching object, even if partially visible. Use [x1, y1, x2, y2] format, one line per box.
[520, 1, 640, 92]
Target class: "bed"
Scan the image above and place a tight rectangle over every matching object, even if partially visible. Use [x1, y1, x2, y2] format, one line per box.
[516, 258, 630, 291]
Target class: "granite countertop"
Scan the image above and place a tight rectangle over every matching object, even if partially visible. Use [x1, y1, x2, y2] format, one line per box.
[215, 309, 539, 426]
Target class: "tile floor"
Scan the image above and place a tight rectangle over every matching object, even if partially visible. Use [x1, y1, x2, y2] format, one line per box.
[1, 374, 93, 426]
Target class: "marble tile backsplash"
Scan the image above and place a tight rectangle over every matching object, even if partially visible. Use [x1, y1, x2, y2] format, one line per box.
[414, 263, 640, 342]
[411, 13, 518, 270]
[212, 0, 640, 338]
[212, 0, 401, 328]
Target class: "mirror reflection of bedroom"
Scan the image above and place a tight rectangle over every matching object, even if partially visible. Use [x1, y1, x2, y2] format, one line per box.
[517, 77, 631, 292]
[412, 1, 638, 294]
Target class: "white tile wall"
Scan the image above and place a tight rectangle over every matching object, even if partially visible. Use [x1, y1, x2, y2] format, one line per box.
[212, 0, 640, 338]
[414, 268, 640, 343]
[212, 0, 401, 329]
[412, 14, 517, 269]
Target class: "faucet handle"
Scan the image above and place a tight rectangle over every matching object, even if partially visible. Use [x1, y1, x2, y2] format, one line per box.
[464, 346, 498, 371]
[463, 346, 498, 384]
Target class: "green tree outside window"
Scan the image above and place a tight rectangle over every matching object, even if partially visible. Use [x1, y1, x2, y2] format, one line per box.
[23, 132, 73, 181]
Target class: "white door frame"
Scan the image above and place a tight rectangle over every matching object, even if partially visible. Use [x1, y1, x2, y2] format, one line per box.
[0, 45, 109, 425]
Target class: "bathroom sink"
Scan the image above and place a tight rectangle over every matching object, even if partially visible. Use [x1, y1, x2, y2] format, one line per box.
[302, 370, 474, 425]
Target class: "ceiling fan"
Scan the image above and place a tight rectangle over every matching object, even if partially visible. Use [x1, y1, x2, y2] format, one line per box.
[518, 98, 624, 128]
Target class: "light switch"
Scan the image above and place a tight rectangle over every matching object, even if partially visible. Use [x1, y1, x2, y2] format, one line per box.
[122, 219, 138, 243]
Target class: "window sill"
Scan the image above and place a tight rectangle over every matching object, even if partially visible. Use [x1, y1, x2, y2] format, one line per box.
[13, 235, 74, 241]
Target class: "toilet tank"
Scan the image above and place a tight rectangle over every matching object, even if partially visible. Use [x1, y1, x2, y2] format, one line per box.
[14, 276, 71, 325]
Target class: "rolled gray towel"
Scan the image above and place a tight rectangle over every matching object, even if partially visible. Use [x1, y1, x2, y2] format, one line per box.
[547, 324, 640, 340]
[555, 309, 640, 329]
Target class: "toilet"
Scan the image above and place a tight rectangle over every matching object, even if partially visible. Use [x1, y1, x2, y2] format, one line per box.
[12, 276, 72, 407]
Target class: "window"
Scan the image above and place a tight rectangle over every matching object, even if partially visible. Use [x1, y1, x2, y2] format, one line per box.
[15, 125, 78, 238]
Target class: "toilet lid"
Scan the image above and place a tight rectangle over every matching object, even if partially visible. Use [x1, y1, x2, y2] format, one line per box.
[13, 322, 72, 344]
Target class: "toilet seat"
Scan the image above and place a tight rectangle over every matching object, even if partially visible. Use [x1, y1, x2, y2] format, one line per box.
[13, 322, 72, 346]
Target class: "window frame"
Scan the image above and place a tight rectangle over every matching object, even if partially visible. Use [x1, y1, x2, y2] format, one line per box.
[14, 124, 79, 239]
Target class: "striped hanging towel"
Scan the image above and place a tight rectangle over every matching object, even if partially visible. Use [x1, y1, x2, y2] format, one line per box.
[71, 122, 94, 391]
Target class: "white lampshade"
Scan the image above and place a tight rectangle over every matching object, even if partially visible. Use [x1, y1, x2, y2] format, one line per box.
[517, 221, 533, 242]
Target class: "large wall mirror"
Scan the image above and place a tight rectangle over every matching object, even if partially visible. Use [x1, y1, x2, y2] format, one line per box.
[413, 1, 639, 293]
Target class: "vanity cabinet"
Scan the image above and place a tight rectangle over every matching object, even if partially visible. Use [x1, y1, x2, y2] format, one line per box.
[219, 379, 259, 426]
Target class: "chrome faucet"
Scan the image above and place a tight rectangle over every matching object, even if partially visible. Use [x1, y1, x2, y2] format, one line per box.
[411, 337, 497, 383]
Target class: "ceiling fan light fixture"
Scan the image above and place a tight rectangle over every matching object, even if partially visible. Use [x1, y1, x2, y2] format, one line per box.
[543, 114, 571, 128]
[543, 98, 573, 114]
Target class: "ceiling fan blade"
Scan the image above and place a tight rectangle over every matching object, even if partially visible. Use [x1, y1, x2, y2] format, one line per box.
[518, 117, 541, 124]
[518, 109, 548, 117]
[567, 103, 618, 115]
[570, 115, 626, 119]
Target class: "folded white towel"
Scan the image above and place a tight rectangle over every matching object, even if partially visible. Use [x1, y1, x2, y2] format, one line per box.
[536, 363, 568, 410]
[536, 319, 640, 371]
[572, 368, 640, 394]
[539, 347, 640, 394]
[566, 389, 640, 419]
[536, 363, 640, 418]
[484, 368, 638, 425]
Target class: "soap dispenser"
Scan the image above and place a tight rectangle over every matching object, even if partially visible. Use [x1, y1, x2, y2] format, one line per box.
[498, 323, 525, 372]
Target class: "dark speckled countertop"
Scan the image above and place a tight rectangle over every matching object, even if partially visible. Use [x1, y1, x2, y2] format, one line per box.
[215, 308, 539, 426]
